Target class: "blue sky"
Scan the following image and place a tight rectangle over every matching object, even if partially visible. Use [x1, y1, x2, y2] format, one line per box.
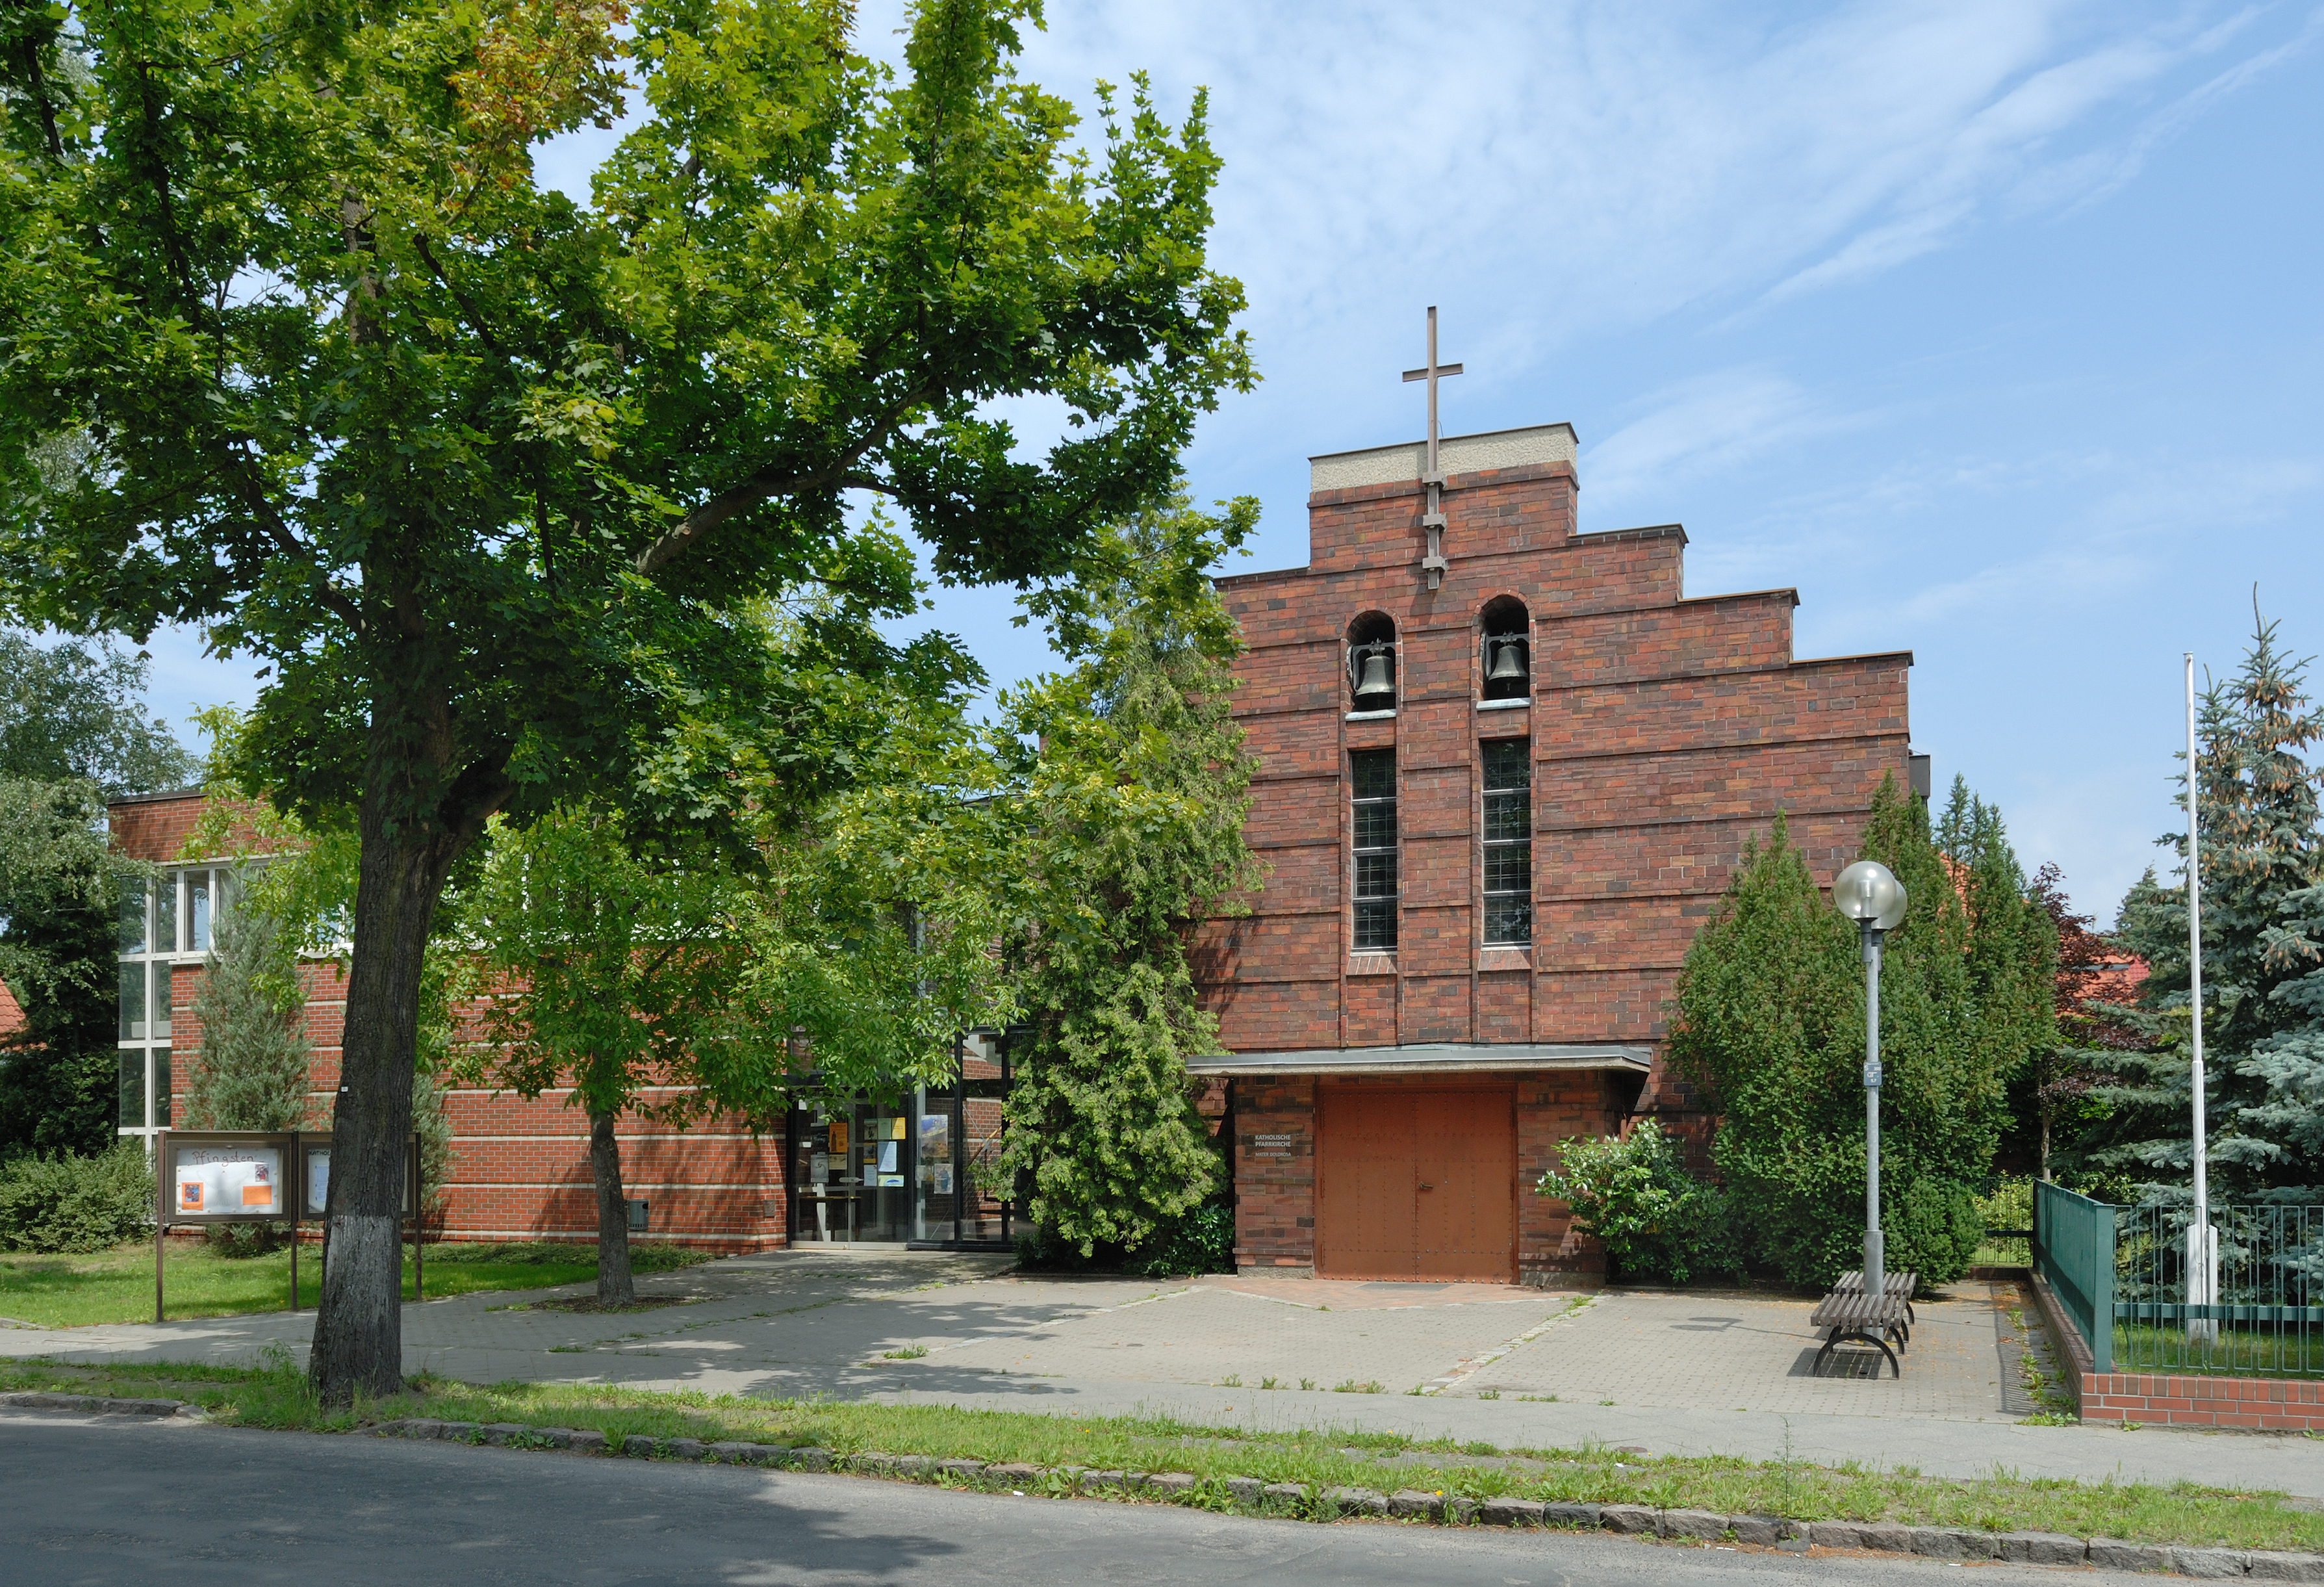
[136, 0, 2324, 924]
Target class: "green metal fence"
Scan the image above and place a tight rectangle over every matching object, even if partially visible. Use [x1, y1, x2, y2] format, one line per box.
[2033, 1179, 2114, 1372]
[2032, 1182, 2324, 1376]
[2114, 1203, 2324, 1376]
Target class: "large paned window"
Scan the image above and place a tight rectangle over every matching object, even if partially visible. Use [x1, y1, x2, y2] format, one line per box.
[1481, 738, 1533, 946]
[1351, 748, 1398, 951]
[118, 864, 245, 1142]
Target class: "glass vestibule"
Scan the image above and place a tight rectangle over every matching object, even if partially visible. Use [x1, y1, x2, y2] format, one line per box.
[785, 1033, 1019, 1247]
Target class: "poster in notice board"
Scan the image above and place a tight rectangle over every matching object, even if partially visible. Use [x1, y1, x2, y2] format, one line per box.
[172, 1143, 284, 1218]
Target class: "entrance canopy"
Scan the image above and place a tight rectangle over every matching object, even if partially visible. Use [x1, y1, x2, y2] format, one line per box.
[1186, 1042, 1652, 1077]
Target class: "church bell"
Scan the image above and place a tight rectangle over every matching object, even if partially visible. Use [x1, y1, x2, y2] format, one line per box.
[1487, 638, 1527, 683]
[1353, 647, 1394, 703]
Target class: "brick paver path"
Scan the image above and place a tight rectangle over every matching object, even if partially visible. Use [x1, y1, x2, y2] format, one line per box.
[1455, 1282, 2034, 1421]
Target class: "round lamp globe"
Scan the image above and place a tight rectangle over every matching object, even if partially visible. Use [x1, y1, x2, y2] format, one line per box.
[1833, 860, 1907, 931]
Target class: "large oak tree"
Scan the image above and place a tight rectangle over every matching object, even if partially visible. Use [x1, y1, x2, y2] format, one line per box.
[0, 0, 1251, 1400]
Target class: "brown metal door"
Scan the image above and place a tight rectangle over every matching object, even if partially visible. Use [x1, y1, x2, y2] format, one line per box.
[1318, 1089, 1514, 1282]
[1316, 1090, 1416, 1278]
[1412, 1090, 1516, 1282]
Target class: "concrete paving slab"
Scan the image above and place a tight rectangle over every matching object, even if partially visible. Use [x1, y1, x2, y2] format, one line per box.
[6, 1249, 2324, 1500]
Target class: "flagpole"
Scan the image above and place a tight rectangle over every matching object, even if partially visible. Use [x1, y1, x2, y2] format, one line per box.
[2187, 652, 2215, 1343]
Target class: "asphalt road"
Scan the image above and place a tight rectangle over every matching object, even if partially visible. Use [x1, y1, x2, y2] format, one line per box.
[0, 1409, 2155, 1587]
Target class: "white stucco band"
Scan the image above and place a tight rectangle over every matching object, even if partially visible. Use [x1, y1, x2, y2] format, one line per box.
[1308, 422, 1579, 495]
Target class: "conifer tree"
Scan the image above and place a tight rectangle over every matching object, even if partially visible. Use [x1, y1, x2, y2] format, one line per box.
[991, 493, 1263, 1260]
[1672, 775, 2050, 1287]
[0, 778, 123, 1155]
[2081, 608, 2324, 1196]
[1936, 779, 2063, 1176]
[185, 898, 311, 1134]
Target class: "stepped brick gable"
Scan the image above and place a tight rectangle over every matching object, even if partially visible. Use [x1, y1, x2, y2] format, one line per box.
[1190, 420, 1913, 1284]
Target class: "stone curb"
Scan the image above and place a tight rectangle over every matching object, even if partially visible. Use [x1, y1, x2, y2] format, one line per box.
[0, 1390, 195, 1419]
[354, 1419, 2324, 1577]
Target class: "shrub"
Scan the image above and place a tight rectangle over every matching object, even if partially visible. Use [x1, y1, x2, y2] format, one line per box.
[1125, 1200, 1235, 1277]
[1668, 784, 2045, 1291]
[0, 1142, 155, 1252]
[1537, 1118, 1737, 1284]
[1012, 1200, 1236, 1277]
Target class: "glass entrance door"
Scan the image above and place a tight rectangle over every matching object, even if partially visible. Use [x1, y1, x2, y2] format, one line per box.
[789, 1100, 915, 1243]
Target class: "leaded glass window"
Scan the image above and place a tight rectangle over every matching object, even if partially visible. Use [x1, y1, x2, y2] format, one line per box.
[1351, 748, 1398, 951]
[1482, 738, 1532, 946]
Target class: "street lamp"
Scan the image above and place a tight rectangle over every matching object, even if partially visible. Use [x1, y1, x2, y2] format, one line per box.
[1833, 859, 1908, 1301]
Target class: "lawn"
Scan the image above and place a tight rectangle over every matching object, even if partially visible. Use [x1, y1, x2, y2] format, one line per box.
[3, 1356, 2321, 1553]
[0, 1240, 713, 1328]
[2110, 1322, 2324, 1381]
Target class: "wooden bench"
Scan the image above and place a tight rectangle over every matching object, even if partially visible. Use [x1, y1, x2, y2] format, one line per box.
[1810, 1269, 1917, 1377]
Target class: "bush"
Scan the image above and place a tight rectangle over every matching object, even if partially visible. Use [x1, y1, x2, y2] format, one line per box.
[1669, 788, 2043, 1291]
[1537, 1118, 1738, 1285]
[0, 1142, 155, 1252]
[1125, 1201, 1234, 1277]
[1012, 1200, 1236, 1278]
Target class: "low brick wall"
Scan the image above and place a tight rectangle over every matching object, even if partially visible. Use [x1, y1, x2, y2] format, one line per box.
[2080, 1372, 2324, 1430]
[2026, 1269, 2324, 1430]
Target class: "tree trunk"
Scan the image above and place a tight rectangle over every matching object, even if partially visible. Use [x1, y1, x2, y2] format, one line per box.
[309, 671, 509, 1406]
[591, 1110, 635, 1306]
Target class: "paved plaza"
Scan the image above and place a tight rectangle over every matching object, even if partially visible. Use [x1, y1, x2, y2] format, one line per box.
[5, 1248, 2321, 1496]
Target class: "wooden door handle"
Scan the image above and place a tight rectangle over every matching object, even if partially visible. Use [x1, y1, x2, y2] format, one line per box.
[1418, 1183, 1434, 1191]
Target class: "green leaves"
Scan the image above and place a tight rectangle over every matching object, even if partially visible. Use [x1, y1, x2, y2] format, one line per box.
[986, 491, 1262, 1258]
[0, 0, 1251, 840]
[1670, 782, 2050, 1289]
[1537, 1119, 1736, 1286]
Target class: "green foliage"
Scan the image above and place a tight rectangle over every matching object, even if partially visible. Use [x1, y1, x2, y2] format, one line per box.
[0, 777, 133, 1156]
[0, 630, 192, 797]
[470, 806, 757, 1126]
[0, 1141, 153, 1253]
[990, 493, 1263, 1258]
[717, 690, 1017, 1121]
[2078, 610, 2324, 1198]
[1536, 1118, 1737, 1285]
[1670, 781, 2051, 1289]
[1123, 1202, 1236, 1278]
[184, 897, 311, 1133]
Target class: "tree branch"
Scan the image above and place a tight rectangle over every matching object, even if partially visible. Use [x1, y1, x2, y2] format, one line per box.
[225, 465, 366, 632]
[630, 388, 928, 580]
[411, 233, 503, 357]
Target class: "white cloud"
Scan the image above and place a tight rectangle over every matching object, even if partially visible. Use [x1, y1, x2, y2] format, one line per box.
[1579, 367, 1867, 517]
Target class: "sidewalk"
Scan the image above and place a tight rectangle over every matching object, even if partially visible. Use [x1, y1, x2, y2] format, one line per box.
[5, 1248, 2319, 1499]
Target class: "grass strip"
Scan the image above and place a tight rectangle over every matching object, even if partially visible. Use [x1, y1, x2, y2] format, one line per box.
[0, 1356, 2318, 1551]
[0, 1240, 713, 1328]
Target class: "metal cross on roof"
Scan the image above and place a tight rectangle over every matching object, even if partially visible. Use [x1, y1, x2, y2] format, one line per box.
[1401, 305, 1463, 589]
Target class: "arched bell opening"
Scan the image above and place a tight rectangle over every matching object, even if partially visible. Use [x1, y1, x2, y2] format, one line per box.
[1347, 612, 1398, 711]
[1480, 595, 1530, 701]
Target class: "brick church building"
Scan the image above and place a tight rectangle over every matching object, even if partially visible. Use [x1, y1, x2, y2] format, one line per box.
[1189, 404, 1915, 1285]
[106, 356, 1913, 1280]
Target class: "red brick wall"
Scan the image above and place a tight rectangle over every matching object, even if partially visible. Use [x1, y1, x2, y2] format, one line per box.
[116, 792, 790, 1252]
[1197, 454, 1912, 1091]
[2077, 1372, 2324, 1431]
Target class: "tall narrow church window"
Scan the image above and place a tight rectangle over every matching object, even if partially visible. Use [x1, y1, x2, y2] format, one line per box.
[1481, 738, 1532, 946]
[1351, 748, 1398, 950]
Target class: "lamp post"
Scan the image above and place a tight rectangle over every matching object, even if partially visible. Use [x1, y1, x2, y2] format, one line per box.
[1834, 859, 1908, 1300]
